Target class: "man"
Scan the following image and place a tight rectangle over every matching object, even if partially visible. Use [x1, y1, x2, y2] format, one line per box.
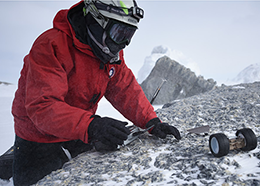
[10, 0, 181, 185]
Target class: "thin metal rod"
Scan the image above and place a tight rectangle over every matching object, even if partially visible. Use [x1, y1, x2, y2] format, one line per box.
[150, 79, 167, 105]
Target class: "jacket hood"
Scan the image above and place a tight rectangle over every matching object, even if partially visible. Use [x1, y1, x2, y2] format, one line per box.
[52, 1, 124, 65]
[53, 1, 94, 55]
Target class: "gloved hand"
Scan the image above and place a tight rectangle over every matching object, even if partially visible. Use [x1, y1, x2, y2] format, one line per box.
[146, 118, 181, 140]
[88, 116, 130, 151]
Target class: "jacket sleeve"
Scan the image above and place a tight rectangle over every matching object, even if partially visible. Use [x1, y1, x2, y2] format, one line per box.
[24, 32, 93, 143]
[105, 51, 158, 129]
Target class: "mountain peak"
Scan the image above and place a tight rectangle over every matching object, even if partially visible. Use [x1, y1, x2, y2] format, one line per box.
[138, 45, 200, 84]
[233, 63, 260, 83]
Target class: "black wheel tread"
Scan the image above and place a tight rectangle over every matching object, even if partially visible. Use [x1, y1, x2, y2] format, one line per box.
[236, 128, 257, 151]
[209, 133, 230, 157]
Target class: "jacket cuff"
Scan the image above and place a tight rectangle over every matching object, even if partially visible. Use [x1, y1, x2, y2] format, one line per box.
[87, 115, 101, 142]
[146, 117, 160, 133]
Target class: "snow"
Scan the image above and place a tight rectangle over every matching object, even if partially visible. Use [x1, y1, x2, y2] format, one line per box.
[233, 63, 260, 84]
[0, 84, 16, 186]
[223, 152, 260, 178]
[224, 63, 260, 85]
[0, 84, 16, 155]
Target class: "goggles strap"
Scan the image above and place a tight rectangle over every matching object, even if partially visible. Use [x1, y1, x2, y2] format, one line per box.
[87, 26, 119, 62]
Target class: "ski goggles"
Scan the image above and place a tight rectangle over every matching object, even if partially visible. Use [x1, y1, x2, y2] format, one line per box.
[106, 20, 137, 45]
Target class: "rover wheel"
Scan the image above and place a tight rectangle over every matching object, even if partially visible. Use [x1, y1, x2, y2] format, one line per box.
[236, 128, 257, 151]
[209, 133, 230, 157]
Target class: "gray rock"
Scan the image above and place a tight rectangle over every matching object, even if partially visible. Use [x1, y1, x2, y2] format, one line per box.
[140, 56, 216, 105]
[0, 81, 12, 85]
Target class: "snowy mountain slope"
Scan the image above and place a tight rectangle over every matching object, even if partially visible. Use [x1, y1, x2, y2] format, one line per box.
[232, 63, 260, 84]
[137, 45, 200, 84]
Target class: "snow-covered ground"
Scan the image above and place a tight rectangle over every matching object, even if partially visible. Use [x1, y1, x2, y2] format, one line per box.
[0, 84, 16, 155]
[0, 84, 16, 186]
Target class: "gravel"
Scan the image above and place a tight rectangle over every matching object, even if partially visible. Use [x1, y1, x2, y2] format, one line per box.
[35, 82, 260, 186]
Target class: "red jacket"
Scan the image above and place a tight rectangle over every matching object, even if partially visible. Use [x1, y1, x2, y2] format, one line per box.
[12, 1, 157, 144]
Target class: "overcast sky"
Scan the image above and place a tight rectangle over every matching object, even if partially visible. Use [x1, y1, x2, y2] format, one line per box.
[0, 0, 260, 84]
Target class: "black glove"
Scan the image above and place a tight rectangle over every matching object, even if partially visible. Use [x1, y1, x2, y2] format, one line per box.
[88, 116, 130, 151]
[146, 118, 181, 140]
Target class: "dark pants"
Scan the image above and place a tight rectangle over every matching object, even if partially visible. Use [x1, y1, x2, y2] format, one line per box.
[13, 136, 92, 186]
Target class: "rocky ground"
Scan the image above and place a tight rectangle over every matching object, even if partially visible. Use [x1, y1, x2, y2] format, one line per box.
[35, 82, 260, 186]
